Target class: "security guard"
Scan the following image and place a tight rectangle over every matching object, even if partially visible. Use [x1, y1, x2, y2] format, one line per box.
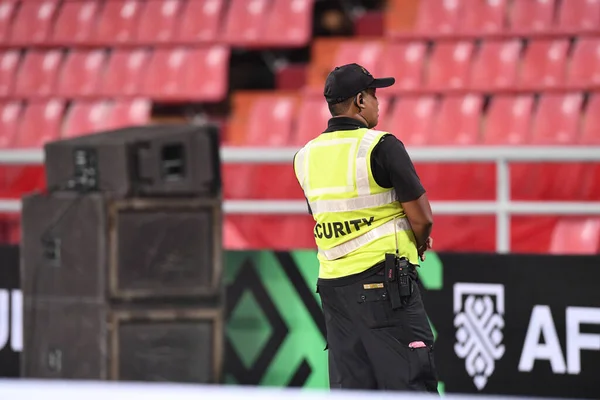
[293, 63, 438, 392]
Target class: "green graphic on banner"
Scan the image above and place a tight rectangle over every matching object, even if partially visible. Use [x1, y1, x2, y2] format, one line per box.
[224, 251, 328, 388]
[224, 250, 444, 393]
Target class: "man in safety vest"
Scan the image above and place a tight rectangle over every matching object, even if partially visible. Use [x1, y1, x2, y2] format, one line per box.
[293, 63, 438, 392]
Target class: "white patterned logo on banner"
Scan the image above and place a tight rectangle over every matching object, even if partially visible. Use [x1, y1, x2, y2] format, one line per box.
[453, 283, 505, 390]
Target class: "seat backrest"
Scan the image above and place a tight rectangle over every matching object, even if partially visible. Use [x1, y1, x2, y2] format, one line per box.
[580, 93, 600, 144]
[306, 38, 344, 92]
[0, 101, 22, 148]
[136, 0, 183, 44]
[470, 39, 521, 90]
[63, 101, 110, 138]
[100, 49, 150, 96]
[0, 0, 18, 43]
[175, 0, 225, 43]
[459, 0, 507, 34]
[550, 218, 600, 255]
[386, 96, 438, 146]
[263, 0, 314, 47]
[14, 50, 64, 97]
[557, 0, 600, 32]
[105, 99, 151, 130]
[142, 47, 188, 100]
[56, 49, 107, 97]
[382, 42, 426, 92]
[184, 46, 229, 102]
[92, 0, 144, 44]
[530, 93, 583, 144]
[15, 99, 65, 147]
[426, 41, 474, 90]
[519, 39, 569, 89]
[247, 93, 297, 146]
[0, 50, 20, 97]
[52, 0, 98, 44]
[416, 0, 460, 34]
[430, 94, 483, 145]
[334, 40, 387, 81]
[222, 0, 271, 46]
[508, 0, 556, 33]
[293, 95, 331, 146]
[10, 0, 58, 45]
[567, 38, 600, 87]
[483, 95, 534, 145]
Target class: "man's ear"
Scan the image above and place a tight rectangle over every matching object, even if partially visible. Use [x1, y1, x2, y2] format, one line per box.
[355, 93, 365, 109]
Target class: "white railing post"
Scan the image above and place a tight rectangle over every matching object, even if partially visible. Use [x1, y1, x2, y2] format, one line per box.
[496, 159, 510, 253]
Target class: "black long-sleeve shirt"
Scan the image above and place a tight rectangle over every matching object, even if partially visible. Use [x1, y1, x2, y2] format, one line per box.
[300, 117, 425, 214]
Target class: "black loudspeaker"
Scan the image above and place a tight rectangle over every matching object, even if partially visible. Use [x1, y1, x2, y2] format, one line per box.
[44, 124, 221, 198]
[20, 192, 224, 381]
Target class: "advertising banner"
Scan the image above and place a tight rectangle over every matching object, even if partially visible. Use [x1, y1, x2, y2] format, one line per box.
[1, 246, 599, 398]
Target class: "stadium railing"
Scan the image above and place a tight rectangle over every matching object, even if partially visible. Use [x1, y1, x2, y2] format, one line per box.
[0, 146, 599, 253]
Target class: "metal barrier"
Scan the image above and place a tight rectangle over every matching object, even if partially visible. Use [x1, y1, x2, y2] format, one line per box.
[0, 146, 600, 253]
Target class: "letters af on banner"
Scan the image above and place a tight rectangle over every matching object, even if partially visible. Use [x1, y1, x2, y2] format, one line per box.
[453, 283, 505, 391]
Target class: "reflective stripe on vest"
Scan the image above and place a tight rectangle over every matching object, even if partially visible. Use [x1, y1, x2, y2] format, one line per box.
[309, 189, 397, 214]
[318, 217, 412, 261]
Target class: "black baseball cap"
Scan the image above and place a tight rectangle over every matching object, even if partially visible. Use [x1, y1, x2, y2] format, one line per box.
[324, 63, 395, 105]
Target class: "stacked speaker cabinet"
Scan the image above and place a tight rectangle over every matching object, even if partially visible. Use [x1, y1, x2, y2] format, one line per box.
[20, 124, 224, 383]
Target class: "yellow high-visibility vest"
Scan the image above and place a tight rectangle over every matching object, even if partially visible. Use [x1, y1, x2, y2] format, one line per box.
[294, 128, 419, 279]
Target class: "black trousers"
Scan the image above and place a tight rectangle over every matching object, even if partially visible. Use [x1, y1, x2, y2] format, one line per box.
[317, 267, 439, 392]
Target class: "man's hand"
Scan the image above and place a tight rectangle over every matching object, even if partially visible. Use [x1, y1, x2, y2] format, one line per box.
[418, 236, 433, 262]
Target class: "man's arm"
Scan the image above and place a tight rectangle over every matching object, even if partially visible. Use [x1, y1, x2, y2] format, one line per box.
[372, 135, 433, 254]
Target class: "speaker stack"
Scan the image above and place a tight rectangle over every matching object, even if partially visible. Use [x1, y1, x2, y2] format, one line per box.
[20, 124, 224, 383]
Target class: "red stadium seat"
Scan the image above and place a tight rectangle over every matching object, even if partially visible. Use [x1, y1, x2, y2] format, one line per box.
[9, 0, 58, 45]
[386, 96, 437, 146]
[483, 95, 534, 145]
[104, 99, 151, 130]
[136, 0, 183, 44]
[581, 93, 600, 144]
[223, 0, 270, 46]
[263, 0, 314, 47]
[469, 40, 521, 91]
[333, 41, 387, 80]
[51, 0, 99, 45]
[183, 46, 229, 101]
[14, 50, 63, 98]
[431, 94, 483, 145]
[92, 0, 144, 45]
[100, 49, 150, 97]
[426, 41, 474, 90]
[63, 101, 110, 138]
[556, 0, 600, 33]
[15, 100, 65, 147]
[549, 218, 600, 254]
[292, 95, 331, 146]
[142, 47, 187, 100]
[0, 101, 22, 148]
[459, 0, 507, 35]
[246, 93, 297, 146]
[429, 95, 489, 200]
[531, 92, 583, 145]
[415, 0, 460, 35]
[0, 0, 18, 43]
[579, 94, 600, 200]
[175, 0, 225, 43]
[382, 42, 426, 92]
[56, 50, 107, 98]
[508, 0, 555, 34]
[0, 50, 20, 97]
[511, 217, 560, 254]
[567, 38, 600, 89]
[513, 93, 584, 201]
[519, 39, 569, 90]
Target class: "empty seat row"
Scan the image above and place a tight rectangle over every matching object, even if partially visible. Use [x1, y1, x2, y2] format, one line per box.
[386, 0, 600, 38]
[0, 47, 229, 101]
[227, 91, 600, 148]
[307, 38, 600, 93]
[0, 0, 313, 48]
[0, 99, 151, 148]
